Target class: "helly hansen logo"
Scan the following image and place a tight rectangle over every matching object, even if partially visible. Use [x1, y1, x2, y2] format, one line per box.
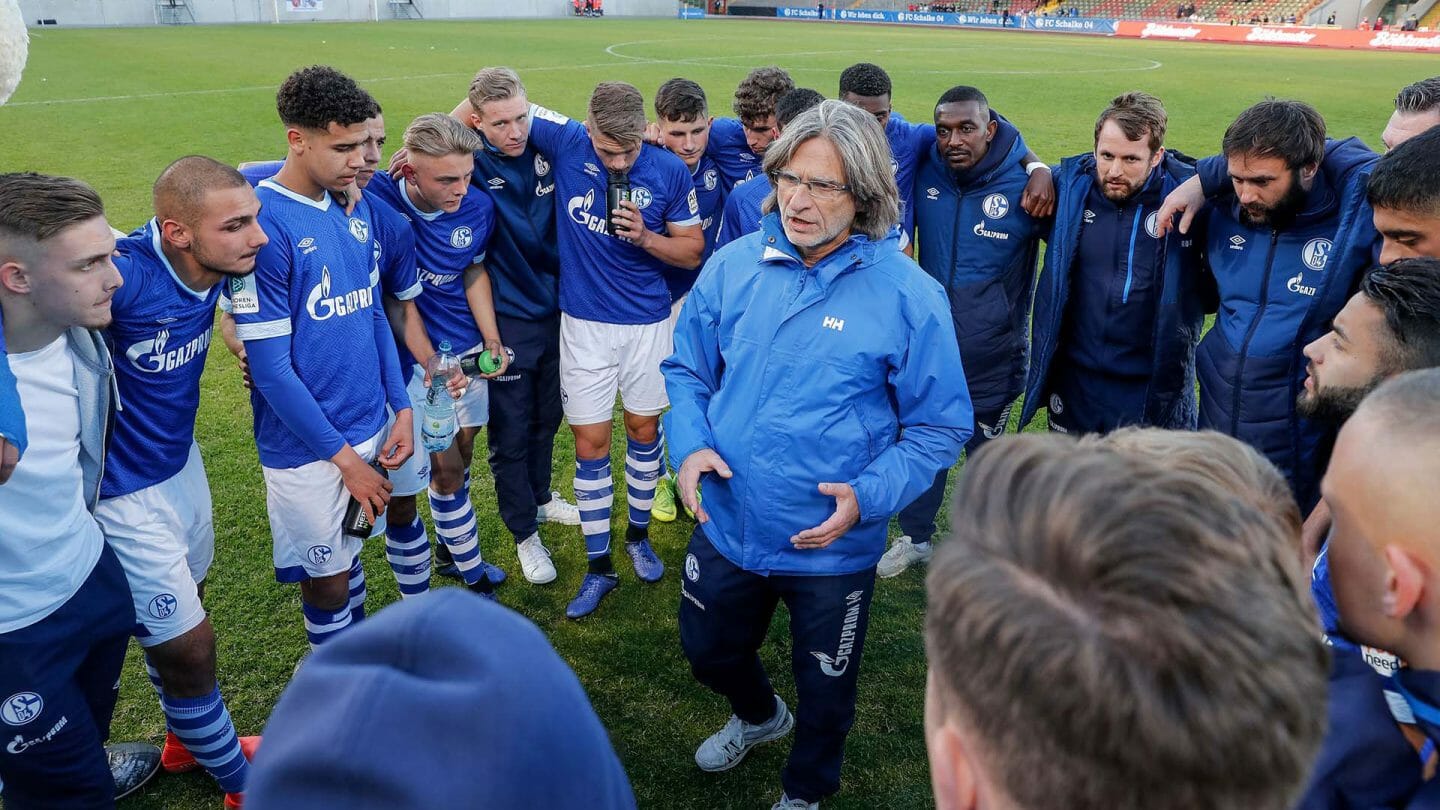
[822, 316, 845, 332]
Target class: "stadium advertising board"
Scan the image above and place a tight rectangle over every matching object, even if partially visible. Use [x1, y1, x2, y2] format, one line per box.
[1116, 20, 1440, 50]
[677, 5, 706, 17]
[782, 7, 1117, 32]
[1027, 15, 1118, 32]
[777, 6, 821, 18]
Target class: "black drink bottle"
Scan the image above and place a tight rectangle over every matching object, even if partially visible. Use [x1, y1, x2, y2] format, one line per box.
[342, 460, 390, 538]
[606, 170, 631, 236]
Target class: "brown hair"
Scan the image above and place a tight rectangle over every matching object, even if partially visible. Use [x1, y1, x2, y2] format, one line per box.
[153, 156, 250, 226]
[732, 66, 794, 124]
[1094, 91, 1167, 153]
[926, 434, 1327, 810]
[0, 172, 106, 250]
[654, 78, 708, 123]
[587, 81, 646, 146]
[467, 67, 525, 114]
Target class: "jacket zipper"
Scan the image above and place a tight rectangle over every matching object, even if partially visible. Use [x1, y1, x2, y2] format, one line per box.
[1230, 230, 1280, 435]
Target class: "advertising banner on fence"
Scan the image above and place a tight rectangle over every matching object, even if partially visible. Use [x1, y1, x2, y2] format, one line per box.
[795, 6, 1117, 31]
[1115, 20, 1440, 50]
[777, 6, 820, 18]
[1027, 15, 1118, 33]
[678, 5, 706, 17]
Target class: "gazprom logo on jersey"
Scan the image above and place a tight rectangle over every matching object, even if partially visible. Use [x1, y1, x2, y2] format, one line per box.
[1302, 238, 1332, 271]
[450, 226, 473, 249]
[568, 188, 608, 234]
[126, 327, 211, 374]
[1287, 272, 1317, 297]
[982, 193, 1009, 219]
[306, 267, 374, 321]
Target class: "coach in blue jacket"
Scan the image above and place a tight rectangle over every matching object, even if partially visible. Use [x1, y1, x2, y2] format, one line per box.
[1160, 99, 1379, 512]
[1022, 92, 1206, 436]
[663, 100, 971, 809]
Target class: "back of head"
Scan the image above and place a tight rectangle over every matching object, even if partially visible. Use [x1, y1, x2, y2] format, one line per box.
[838, 62, 891, 99]
[775, 88, 825, 130]
[588, 81, 646, 146]
[246, 590, 636, 809]
[1354, 367, 1440, 449]
[733, 66, 795, 123]
[1367, 125, 1440, 216]
[1395, 76, 1440, 116]
[761, 99, 899, 241]
[403, 112, 484, 158]
[467, 66, 525, 112]
[1359, 257, 1440, 372]
[152, 156, 249, 227]
[275, 65, 377, 131]
[926, 434, 1327, 810]
[654, 78, 708, 123]
[0, 172, 105, 258]
[1094, 91, 1167, 152]
[1221, 98, 1325, 168]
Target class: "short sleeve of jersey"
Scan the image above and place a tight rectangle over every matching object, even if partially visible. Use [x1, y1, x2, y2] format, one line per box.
[526, 105, 588, 157]
[663, 157, 702, 227]
[231, 233, 293, 341]
[372, 200, 422, 302]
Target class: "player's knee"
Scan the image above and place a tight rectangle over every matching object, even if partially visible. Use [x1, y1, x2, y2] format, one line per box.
[299, 575, 351, 612]
[149, 622, 219, 695]
[429, 465, 464, 495]
[622, 413, 658, 443]
[389, 495, 417, 526]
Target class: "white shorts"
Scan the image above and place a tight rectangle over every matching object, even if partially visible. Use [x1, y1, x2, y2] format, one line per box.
[560, 314, 671, 425]
[388, 397, 430, 498]
[668, 292, 689, 333]
[263, 426, 388, 583]
[406, 359, 489, 431]
[94, 442, 213, 648]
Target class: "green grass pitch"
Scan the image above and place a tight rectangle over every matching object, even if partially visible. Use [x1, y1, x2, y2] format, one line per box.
[1, 17, 1433, 808]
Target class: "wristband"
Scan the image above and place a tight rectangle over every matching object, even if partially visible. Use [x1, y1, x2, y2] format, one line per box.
[1024, 161, 1049, 176]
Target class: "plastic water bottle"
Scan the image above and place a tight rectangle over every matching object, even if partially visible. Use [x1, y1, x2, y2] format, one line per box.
[422, 341, 459, 453]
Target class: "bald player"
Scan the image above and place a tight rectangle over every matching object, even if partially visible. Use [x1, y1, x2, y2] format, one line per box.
[95, 157, 266, 806]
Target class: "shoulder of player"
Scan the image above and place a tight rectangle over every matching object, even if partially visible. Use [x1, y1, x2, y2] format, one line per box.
[640, 145, 695, 185]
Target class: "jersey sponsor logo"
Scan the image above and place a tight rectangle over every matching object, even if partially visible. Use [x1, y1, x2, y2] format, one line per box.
[536, 180, 555, 197]
[811, 590, 865, 677]
[972, 220, 1010, 240]
[125, 327, 211, 374]
[925, 187, 940, 201]
[703, 169, 718, 191]
[306, 267, 375, 321]
[1083, 208, 1096, 225]
[6, 715, 67, 754]
[822, 315, 845, 332]
[1228, 234, 1247, 250]
[2, 693, 43, 727]
[1145, 211, 1160, 239]
[450, 226, 474, 249]
[534, 154, 551, 177]
[308, 545, 333, 566]
[685, 553, 700, 582]
[148, 593, 178, 620]
[567, 188, 609, 235]
[228, 274, 260, 315]
[1302, 238, 1332, 271]
[1287, 272, 1317, 297]
[348, 217, 370, 244]
[631, 186, 654, 210]
[418, 267, 462, 287]
[982, 193, 1010, 219]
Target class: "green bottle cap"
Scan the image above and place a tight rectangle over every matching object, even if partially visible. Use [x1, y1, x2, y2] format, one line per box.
[478, 350, 502, 374]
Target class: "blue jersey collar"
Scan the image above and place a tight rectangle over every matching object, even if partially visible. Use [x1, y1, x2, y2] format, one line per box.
[257, 178, 333, 212]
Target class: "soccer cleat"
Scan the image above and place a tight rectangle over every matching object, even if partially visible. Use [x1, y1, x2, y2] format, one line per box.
[516, 534, 557, 584]
[537, 491, 581, 525]
[434, 542, 460, 579]
[877, 535, 934, 579]
[695, 694, 794, 773]
[771, 794, 819, 810]
[565, 573, 619, 619]
[625, 539, 665, 583]
[225, 792, 245, 809]
[108, 741, 162, 800]
[481, 560, 507, 586]
[161, 730, 261, 774]
[651, 477, 678, 523]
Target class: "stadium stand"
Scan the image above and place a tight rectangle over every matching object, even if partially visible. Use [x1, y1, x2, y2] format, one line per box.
[1423, 1, 1440, 27]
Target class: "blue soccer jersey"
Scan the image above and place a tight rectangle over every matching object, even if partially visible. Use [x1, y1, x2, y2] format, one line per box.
[887, 113, 932, 239]
[705, 117, 763, 193]
[670, 153, 727, 300]
[230, 180, 404, 469]
[527, 106, 701, 325]
[365, 171, 493, 363]
[239, 161, 284, 187]
[101, 220, 221, 499]
[366, 193, 423, 306]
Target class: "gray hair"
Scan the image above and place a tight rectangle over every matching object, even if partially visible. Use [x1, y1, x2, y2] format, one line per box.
[403, 113, 484, 157]
[760, 99, 899, 241]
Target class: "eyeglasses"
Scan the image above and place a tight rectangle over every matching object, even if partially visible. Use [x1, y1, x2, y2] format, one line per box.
[770, 170, 852, 201]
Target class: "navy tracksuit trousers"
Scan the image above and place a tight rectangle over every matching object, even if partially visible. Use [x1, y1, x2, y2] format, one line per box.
[896, 401, 1010, 545]
[678, 527, 876, 802]
[484, 314, 563, 542]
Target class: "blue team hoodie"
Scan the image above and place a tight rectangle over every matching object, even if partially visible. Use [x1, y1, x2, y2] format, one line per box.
[663, 214, 972, 576]
[1195, 137, 1378, 510]
[470, 139, 561, 321]
[912, 116, 1044, 419]
[1022, 151, 1206, 431]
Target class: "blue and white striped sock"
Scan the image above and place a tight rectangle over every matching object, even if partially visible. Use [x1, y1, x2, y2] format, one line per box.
[575, 456, 614, 558]
[162, 686, 250, 793]
[385, 514, 431, 598]
[626, 436, 663, 529]
[657, 418, 676, 479]
[428, 484, 485, 585]
[347, 555, 367, 623]
[301, 598, 353, 647]
[144, 656, 166, 705]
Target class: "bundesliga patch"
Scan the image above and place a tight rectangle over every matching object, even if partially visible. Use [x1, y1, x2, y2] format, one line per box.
[687, 188, 699, 215]
[532, 105, 569, 125]
[228, 274, 260, 315]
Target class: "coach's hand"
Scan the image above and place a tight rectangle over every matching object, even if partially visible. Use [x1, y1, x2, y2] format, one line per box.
[380, 408, 415, 471]
[1156, 175, 1205, 236]
[387, 147, 411, 178]
[643, 121, 662, 145]
[611, 199, 651, 247]
[1020, 165, 1055, 219]
[479, 338, 510, 379]
[335, 447, 393, 524]
[678, 448, 732, 524]
[0, 437, 17, 485]
[337, 183, 362, 216]
[791, 483, 859, 550]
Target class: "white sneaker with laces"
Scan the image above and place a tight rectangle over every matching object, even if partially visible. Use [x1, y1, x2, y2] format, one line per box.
[771, 794, 819, 810]
[877, 535, 933, 578]
[695, 694, 794, 773]
[516, 533, 557, 584]
[536, 491, 581, 526]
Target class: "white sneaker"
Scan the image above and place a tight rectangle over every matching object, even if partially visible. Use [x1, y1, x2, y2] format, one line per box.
[516, 534, 557, 584]
[772, 795, 819, 810]
[695, 694, 794, 773]
[537, 491, 581, 526]
[877, 535, 933, 578]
